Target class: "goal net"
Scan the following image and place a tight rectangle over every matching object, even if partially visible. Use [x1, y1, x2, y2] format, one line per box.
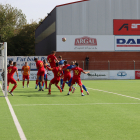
[0, 42, 7, 97]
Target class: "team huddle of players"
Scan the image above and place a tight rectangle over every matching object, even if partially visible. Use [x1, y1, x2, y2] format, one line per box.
[7, 51, 90, 96]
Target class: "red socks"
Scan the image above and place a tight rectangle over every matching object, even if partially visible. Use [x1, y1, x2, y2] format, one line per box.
[36, 80, 38, 85]
[45, 81, 47, 88]
[11, 85, 17, 92]
[62, 83, 65, 89]
[27, 81, 29, 85]
[42, 81, 44, 86]
[23, 81, 24, 86]
[81, 90, 83, 93]
[49, 89, 51, 93]
[69, 88, 72, 92]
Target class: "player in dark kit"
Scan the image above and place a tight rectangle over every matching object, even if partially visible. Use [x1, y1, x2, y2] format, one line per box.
[34, 58, 45, 90]
[46, 63, 63, 95]
[47, 51, 59, 68]
[68, 62, 90, 96]
[7, 62, 20, 96]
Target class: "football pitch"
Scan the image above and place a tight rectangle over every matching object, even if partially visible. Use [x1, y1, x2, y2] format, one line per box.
[1, 80, 140, 140]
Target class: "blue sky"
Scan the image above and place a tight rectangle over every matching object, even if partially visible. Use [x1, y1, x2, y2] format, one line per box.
[0, 0, 76, 23]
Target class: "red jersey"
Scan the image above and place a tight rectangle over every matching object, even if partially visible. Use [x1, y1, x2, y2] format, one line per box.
[62, 64, 71, 75]
[51, 67, 63, 79]
[36, 60, 45, 72]
[71, 67, 83, 79]
[47, 55, 57, 65]
[8, 66, 17, 77]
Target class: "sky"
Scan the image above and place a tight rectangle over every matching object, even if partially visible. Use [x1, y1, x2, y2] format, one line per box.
[0, 0, 76, 23]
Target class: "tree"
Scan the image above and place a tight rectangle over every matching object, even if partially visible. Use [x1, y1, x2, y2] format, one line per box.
[8, 22, 39, 56]
[0, 4, 26, 41]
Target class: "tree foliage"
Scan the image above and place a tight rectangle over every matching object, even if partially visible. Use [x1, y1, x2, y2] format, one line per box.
[8, 22, 39, 56]
[0, 3, 42, 56]
[0, 4, 27, 41]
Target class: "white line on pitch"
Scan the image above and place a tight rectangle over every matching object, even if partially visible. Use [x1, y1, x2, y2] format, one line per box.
[0, 84, 27, 140]
[87, 87, 140, 101]
[12, 103, 140, 106]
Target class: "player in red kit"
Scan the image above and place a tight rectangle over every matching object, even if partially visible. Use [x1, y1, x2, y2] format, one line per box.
[7, 62, 20, 96]
[34, 58, 45, 90]
[68, 62, 90, 96]
[62, 60, 71, 90]
[46, 63, 63, 95]
[47, 51, 59, 68]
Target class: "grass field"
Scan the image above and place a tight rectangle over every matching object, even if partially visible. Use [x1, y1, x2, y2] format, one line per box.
[1, 80, 140, 140]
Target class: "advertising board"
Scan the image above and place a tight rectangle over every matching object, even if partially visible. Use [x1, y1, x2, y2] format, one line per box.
[110, 70, 135, 79]
[13, 71, 54, 81]
[114, 19, 140, 35]
[81, 70, 109, 80]
[135, 71, 140, 79]
[7, 56, 47, 70]
[115, 36, 140, 51]
[57, 35, 114, 52]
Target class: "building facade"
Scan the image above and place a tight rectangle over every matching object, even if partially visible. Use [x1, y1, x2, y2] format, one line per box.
[35, 0, 140, 69]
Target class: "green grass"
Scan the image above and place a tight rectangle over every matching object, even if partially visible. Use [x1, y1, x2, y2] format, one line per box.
[1, 80, 140, 140]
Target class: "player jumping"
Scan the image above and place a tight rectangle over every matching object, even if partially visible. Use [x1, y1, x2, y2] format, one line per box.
[21, 62, 30, 88]
[47, 51, 59, 68]
[46, 63, 63, 95]
[34, 58, 45, 90]
[7, 62, 20, 96]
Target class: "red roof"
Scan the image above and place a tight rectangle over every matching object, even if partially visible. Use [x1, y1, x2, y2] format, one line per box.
[56, 0, 89, 7]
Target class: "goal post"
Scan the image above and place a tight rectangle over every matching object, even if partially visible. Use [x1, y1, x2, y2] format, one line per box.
[0, 42, 7, 97]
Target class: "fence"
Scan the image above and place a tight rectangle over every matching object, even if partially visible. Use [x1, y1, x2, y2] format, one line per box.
[75, 61, 140, 70]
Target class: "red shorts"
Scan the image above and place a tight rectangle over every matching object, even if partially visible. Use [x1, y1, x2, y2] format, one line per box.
[51, 78, 60, 84]
[37, 70, 45, 76]
[23, 75, 29, 80]
[50, 63, 56, 68]
[8, 77, 17, 84]
[72, 78, 82, 86]
[63, 74, 71, 81]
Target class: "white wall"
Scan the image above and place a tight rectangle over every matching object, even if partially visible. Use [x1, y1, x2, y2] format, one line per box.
[57, 35, 114, 52]
[81, 70, 135, 80]
[56, 0, 140, 35]
[7, 56, 47, 70]
[13, 71, 54, 81]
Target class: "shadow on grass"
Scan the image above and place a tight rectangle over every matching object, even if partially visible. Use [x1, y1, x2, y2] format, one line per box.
[16, 94, 68, 97]
[0, 96, 5, 97]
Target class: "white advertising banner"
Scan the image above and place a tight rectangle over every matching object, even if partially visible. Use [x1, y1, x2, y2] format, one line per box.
[57, 35, 115, 52]
[13, 71, 54, 81]
[115, 36, 140, 51]
[81, 70, 109, 80]
[110, 70, 135, 79]
[7, 56, 47, 70]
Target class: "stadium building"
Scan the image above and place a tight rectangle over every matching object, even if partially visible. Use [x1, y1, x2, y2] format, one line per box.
[35, 0, 140, 70]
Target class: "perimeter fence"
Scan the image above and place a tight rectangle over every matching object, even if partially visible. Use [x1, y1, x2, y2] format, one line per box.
[73, 61, 140, 70]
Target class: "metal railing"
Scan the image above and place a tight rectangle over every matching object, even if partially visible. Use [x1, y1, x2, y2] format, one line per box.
[75, 60, 140, 70]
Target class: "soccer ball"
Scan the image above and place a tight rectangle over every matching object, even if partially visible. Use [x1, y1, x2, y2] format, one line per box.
[62, 37, 66, 42]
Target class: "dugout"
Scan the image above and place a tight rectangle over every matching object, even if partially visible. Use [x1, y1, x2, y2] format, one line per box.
[35, 0, 140, 70]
